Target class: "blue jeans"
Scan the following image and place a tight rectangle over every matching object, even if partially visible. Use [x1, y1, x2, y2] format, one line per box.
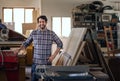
[31, 63, 39, 81]
[31, 63, 52, 81]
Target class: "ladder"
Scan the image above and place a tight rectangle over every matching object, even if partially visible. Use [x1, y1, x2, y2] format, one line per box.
[104, 26, 120, 57]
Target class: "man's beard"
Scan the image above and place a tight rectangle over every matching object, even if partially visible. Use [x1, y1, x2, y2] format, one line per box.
[41, 26, 45, 29]
[39, 25, 46, 30]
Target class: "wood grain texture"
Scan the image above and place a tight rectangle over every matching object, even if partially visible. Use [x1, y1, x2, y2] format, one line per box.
[63, 28, 87, 66]
[53, 28, 87, 66]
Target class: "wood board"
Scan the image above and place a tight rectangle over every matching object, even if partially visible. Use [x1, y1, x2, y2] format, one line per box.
[71, 41, 86, 65]
[63, 28, 87, 66]
[22, 23, 36, 35]
[53, 28, 87, 66]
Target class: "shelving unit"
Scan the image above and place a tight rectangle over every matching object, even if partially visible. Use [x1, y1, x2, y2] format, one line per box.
[72, 12, 100, 29]
[97, 13, 118, 49]
[72, 9, 119, 50]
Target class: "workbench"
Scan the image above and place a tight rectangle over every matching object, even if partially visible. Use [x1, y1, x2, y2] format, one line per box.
[0, 41, 23, 47]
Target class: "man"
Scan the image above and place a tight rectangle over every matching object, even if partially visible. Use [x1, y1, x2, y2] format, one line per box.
[16, 15, 63, 81]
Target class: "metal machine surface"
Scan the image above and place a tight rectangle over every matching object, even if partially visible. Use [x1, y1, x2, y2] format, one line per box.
[35, 65, 94, 81]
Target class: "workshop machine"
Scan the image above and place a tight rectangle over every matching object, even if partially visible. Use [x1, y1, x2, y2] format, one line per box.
[0, 24, 27, 81]
[35, 65, 96, 81]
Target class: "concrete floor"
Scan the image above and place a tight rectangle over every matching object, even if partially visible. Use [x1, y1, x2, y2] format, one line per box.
[25, 66, 31, 81]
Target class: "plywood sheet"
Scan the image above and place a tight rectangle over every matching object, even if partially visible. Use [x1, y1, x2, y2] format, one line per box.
[71, 41, 86, 65]
[52, 53, 63, 66]
[63, 28, 87, 66]
[53, 28, 87, 66]
[22, 23, 36, 35]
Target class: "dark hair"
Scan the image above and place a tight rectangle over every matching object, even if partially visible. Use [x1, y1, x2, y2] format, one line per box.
[37, 15, 48, 23]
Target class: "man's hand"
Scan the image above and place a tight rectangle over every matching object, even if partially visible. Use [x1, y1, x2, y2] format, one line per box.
[48, 55, 55, 62]
[13, 49, 20, 56]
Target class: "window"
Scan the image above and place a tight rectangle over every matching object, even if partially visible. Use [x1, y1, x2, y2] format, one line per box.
[52, 17, 71, 37]
[3, 7, 34, 34]
[4, 9, 12, 22]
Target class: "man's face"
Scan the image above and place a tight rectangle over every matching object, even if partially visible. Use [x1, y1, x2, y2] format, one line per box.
[38, 18, 47, 30]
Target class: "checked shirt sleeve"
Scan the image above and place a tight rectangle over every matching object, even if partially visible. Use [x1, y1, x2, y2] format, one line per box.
[22, 31, 33, 48]
[52, 31, 63, 49]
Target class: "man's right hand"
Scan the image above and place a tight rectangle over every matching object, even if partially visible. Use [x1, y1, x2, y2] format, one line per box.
[14, 49, 20, 56]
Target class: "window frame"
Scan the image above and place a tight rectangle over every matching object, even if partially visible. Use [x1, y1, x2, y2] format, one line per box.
[52, 16, 71, 37]
[2, 7, 35, 34]
[2, 7, 35, 22]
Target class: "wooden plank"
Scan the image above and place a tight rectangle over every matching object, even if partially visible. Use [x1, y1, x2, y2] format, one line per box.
[53, 28, 87, 66]
[63, 28, 87, 66]
[22, 23, 36, 35]
[71, 41, 86, 65]
[52, 53, 63, 66]
[95, 41, 115, 81]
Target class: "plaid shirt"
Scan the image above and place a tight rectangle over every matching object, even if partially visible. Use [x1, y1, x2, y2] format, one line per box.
[23, 28, 63, 65]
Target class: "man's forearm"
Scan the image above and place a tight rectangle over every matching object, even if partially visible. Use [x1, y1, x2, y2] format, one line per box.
[52, 47, 61, 58]
[48, 47, 61, 62]
[18, 45, 26, 52]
